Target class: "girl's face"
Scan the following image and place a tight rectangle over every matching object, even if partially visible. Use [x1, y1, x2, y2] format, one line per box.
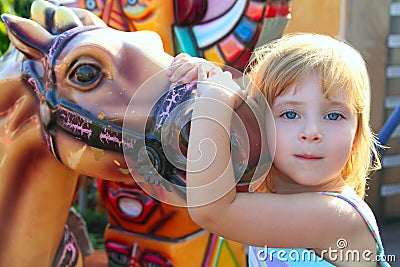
[270, 72, 358, 193]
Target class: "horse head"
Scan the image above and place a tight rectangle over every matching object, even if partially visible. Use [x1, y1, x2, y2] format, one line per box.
[2, 13, 176, 182]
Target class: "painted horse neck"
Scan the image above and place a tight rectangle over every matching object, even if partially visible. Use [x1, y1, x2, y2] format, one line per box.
[0, 47, 82, 267]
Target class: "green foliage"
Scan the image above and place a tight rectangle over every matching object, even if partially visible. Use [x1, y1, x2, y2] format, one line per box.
[0, 0, 35, 55]
[0, 22, 9, 55]
[81, 208, 108, 249]
[82, 208, 108, 234]
[1, 0, 15, 15]
[13, 0, 35, 18]
[75, 181, 108, 249]
[89, 233, 105, 250]
[0, 0, 9, 55]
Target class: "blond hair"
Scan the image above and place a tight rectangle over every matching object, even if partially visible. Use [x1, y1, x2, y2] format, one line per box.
[247, 33, 381, 198]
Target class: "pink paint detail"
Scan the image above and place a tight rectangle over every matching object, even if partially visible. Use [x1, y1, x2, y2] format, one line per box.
[106, 241, 130, 255]
[202, 234, 218, 267]
[56, 226, 79, 267]
[99, 131, 123, 147]
[27, 77, 41, 98]
[156, 87, 181, 130]
[59, 109, 92, 139]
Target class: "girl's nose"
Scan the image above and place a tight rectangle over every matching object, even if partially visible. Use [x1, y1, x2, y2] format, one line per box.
[299, 120, 323, 143]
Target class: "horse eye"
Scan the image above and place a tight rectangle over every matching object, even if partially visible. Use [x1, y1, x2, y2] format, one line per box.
[70, 64, 101, 85]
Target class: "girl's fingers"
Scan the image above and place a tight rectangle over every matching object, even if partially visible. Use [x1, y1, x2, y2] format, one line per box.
[198, 64, 207, 81]
[170, 63, 219, 83]
[209, 67, 224, 76]
[166, 53, 191, 77]
[167, 53, 220, 83]
[173, 53, 190, 61]
[169, 53, 190, 67]
[180, 68, 198, 83]
[169, 62, 198, 82]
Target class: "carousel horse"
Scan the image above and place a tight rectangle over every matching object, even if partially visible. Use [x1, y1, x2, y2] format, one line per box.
[0, 1, 274, 266]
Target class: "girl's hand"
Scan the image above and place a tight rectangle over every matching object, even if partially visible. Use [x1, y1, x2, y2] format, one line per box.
[197, 65, 247, 110]
[167, 53, 247, 109]
[166, 53, 216, 83]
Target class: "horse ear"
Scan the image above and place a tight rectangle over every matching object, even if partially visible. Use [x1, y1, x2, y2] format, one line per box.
[70, 7, 107, 27]
[1, 14, 54, 60]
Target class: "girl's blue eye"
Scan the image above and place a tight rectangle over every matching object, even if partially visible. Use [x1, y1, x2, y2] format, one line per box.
[326, 113, 343, 121]
[282, 111, 298, 119]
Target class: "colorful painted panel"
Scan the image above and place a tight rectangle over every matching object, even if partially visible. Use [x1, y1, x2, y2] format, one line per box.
[56, 0, 291, 71]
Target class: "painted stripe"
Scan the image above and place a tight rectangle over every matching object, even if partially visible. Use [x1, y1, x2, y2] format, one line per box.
[387, 65, 400, 78]
[390, 2, 400, 16]
[385, 96, 400, 109]
[380, 183, 400, 197]
[388, 34, 400, 48]
[382, 154, 400, 168]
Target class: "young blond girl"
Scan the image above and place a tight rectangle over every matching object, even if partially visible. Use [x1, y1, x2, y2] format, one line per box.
[167, 33, 391, 266]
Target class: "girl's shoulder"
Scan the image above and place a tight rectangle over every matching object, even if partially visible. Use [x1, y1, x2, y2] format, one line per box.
[318, 187, 383, 251]
[317, 186, 379, 237]
[317, 186, 390, 265]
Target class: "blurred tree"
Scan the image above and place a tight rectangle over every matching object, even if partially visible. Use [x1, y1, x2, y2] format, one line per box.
[0, 22, 7, 53]
[0, 0, 34, 55]
[0, 0, 10, 55]
[13, 0, 34, 18]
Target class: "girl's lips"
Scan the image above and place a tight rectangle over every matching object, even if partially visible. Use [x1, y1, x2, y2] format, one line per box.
[295, 154, 323, 160]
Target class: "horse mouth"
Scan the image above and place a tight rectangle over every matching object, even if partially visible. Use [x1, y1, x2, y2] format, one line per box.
[54, 105, 139, 153]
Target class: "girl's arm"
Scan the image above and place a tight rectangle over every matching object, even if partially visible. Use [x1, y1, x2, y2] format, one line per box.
[168, 54, 372, 253]
[186, 65, 243, 210]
